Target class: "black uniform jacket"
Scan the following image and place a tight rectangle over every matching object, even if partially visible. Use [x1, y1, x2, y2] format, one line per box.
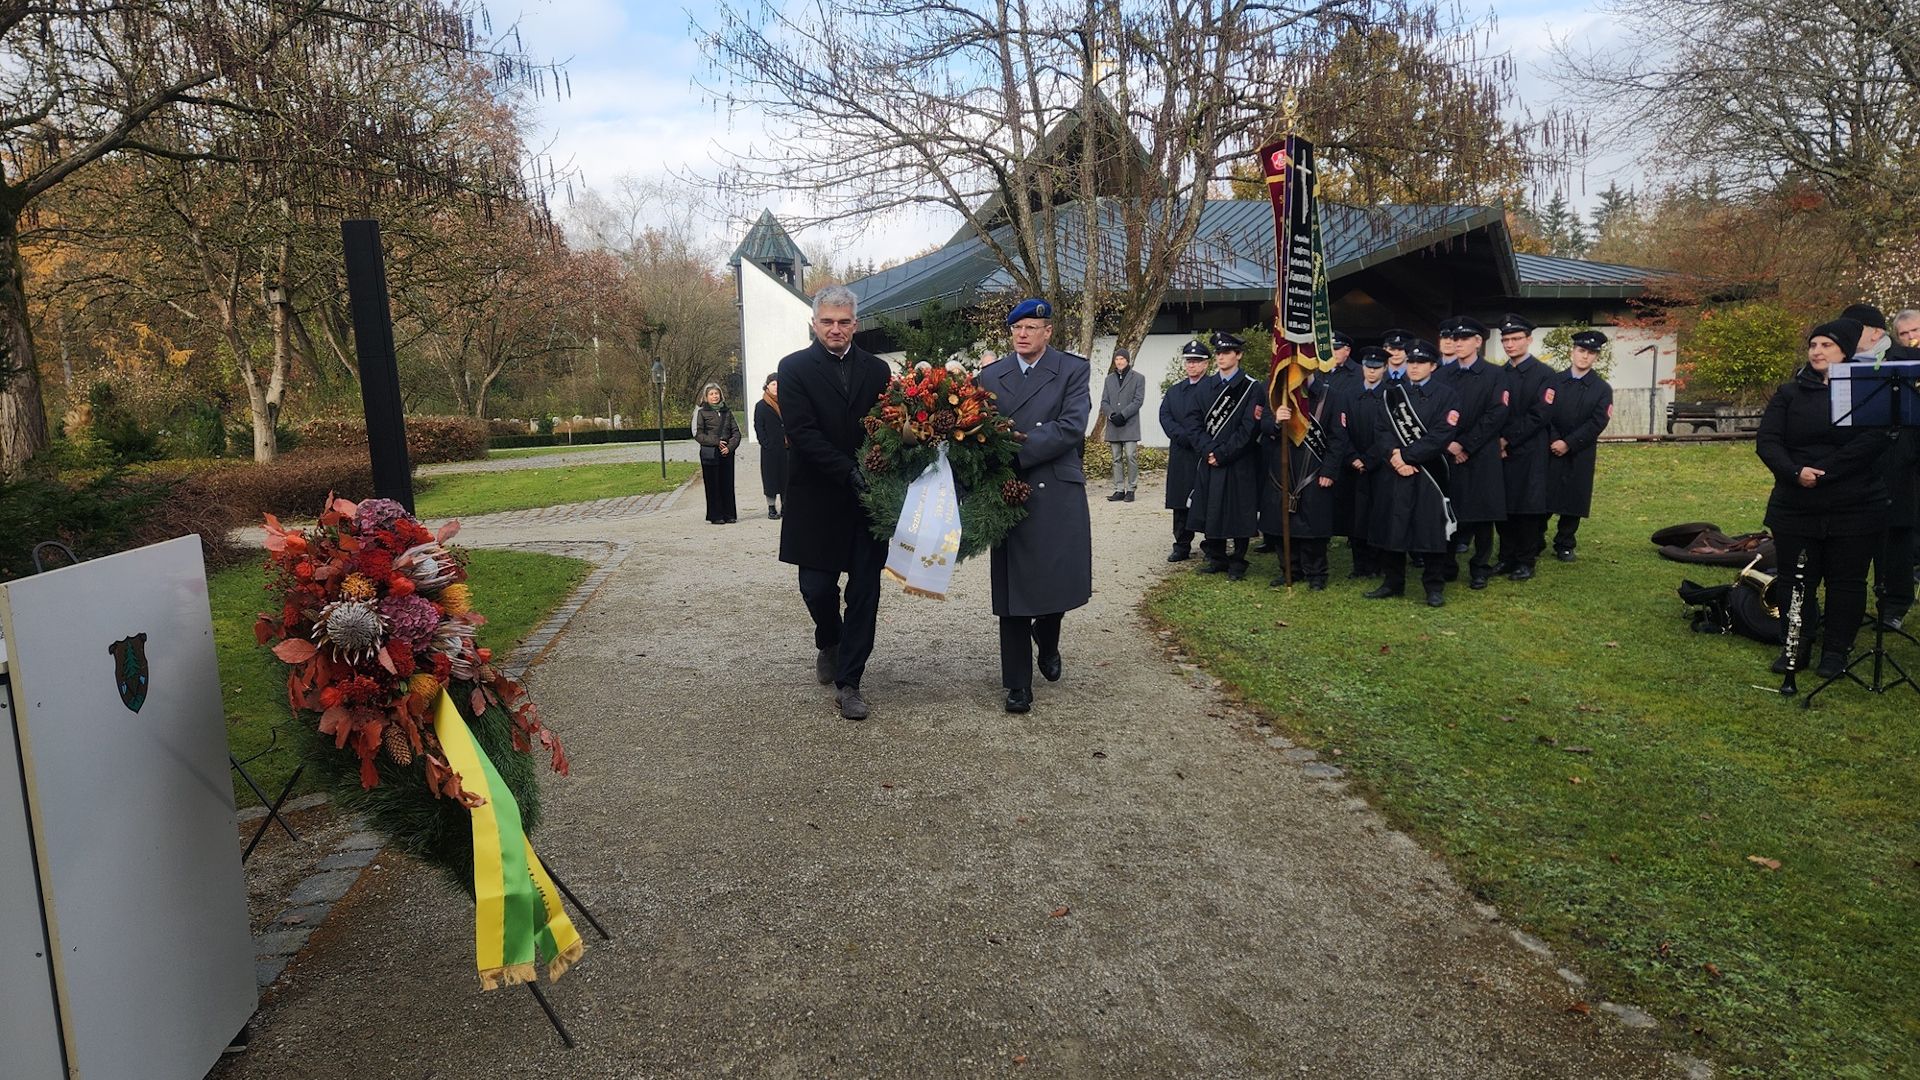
[1335, 380, 1389, 544]
[776, 339, 892, 571]
[1159, 376, 1211, 511]
[1188, 371, 1264, 538]
[1259, 377, 1336, 540]
[1541, 369, 1614, 519]
[1755, 365, 1892, 538]
[1499, 354, 1554, 515]
[1440, 358, 1509, 524]
[1373, 376, 1461, 554]
[753, 398, 787, 498]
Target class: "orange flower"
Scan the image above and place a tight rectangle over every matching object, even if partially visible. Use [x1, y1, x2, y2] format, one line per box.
[388, 575, 417, 597]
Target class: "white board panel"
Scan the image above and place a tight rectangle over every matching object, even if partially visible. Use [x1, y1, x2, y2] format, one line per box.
[0, 535, 255, 1080]
[1, 679, 69, 1079]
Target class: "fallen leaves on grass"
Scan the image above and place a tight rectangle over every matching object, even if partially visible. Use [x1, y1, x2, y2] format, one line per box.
[1746, 855, 1782, 871]
[1569, 776, 1585, 785]
[1050, 905, 1071, 918]
[1704, 962, 1724, 980]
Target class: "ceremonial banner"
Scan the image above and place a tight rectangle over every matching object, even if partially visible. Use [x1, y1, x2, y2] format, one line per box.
[883, 442, 964, 599]
[433, 690, 583, 990]
[1256, 135, 1331, 446]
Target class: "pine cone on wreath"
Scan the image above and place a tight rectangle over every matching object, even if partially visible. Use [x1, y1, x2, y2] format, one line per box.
[382, 721, 416, 765]
[863, 445, 890, 474]
[1001, 478, 1032, 506]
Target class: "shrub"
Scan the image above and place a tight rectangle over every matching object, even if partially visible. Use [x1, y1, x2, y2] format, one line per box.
[536, 414, 556, 435]
[1083, 441, 1170, 478]
[488, 426, 686, 449]
[86, 381, 163, 463]
[487, 418, 532, 437]
[1678, 302, 1803, 405]
[297, 415, 488, 464]
[0, 468, 245, 581]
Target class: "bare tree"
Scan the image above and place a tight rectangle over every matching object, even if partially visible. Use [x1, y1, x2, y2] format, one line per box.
[1557, 0, 1920, 241]
[0, 1, 556, 472]
[694, 0, 1551, 357]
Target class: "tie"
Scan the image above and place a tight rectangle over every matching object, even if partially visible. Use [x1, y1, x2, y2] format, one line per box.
[1022, 364, 1031, 379]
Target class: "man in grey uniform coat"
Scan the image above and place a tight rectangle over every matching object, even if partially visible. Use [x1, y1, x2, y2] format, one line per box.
[976, 297, 1094, 714]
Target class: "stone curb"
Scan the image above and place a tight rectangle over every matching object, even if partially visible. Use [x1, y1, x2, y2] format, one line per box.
[1152, 625, 1717, 1079]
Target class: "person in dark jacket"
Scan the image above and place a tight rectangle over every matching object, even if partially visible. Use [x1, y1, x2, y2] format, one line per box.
[753, 372, 788, 520]
[1098, 346, 1147, 501]
[1188, 333, 1263, 580]
[1542, 331, 1615, 561]
[1331, 346, 1390, 576]
[1491, 314, 1555, 580]
[776, 286, 893, 720]
[1158, 341, 1213, 561]
[1866, 341, 1919, 629]
[693, 383, 742, 524]
[1437, 316, 1508, 588]
[976, 298, 1093, 714]
[1265, 373, 1337, 588]
[1757, 319, 1894, 677]
[1366, 340, 1459, 606]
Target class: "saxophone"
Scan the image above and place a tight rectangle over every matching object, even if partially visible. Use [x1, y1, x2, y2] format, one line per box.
[1779, 548, 1810, 696]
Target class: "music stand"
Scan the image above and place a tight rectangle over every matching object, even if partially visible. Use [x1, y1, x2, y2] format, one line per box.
[1801, 361, 1920, 706]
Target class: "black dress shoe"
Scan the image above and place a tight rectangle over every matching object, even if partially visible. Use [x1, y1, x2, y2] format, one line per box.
[1363, 584, 1403, 599]
[1168, 547, 1192, 563]
[768, 507, 779, 519]
[1815, 650, 1850, 679]
[1195, 561, 1227, 574]
[1881, 612, 1906, 631]
[1509, 564, 1535, 582]
[1426, 590, 1446, 608]
[1124, 492, 1135, 502]
[836, 685, 871, 720]
[1491, 560, 1515, 576]
[1226, 565, 1248, 581]
[1308, 578, 1328, 591]
[1107, 491, 1127, 502]
[1554, 550, 1576, 563]
[1469, 575, 1490, 590]
[1038, 651, 1062, 682]
[1005, 687, 1033, 713]
[816, 648, 835, 685]
[1269, 575, 1290, 588]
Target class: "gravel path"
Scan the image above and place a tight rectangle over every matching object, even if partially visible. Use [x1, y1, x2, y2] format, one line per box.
[211, 466, 1689, 1079]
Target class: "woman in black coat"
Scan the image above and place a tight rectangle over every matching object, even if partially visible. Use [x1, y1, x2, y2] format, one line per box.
[693, 382, 742, 524]
[753, 372, 788, 519]
[1756, 319, 1894, 677]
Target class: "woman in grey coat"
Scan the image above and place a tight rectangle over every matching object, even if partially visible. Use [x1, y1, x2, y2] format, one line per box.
[1098, 347, 1147, 501]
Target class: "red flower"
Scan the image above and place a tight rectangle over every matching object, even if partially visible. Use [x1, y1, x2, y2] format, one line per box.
[294, 561, 314, 579]
[356, 548, 394, 581]
[390, 647, 417, 678]
[320, 686, 345, 708]
[916, 410, 929, 422]
[387, 575, 417, 597]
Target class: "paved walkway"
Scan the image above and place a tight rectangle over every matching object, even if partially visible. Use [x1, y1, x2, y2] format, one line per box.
[212, 466, 1694, 1079]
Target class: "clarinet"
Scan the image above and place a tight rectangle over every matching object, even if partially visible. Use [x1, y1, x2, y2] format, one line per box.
[1779, 548, 1810, 696]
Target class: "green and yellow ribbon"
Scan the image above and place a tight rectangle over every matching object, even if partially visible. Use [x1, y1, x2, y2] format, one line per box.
[433, 691, 584, 989]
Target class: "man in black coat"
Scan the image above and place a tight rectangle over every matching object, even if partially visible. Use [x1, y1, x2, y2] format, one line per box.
[1437, 315, 1508, 589]
[776, 285, 893, 720]
[976, 298, 1093, 714]
[1188, 332, 1264, 580]
[1542, 331, 1615, 561]
[1159, 341, 1213, 561]
[1491, 314, 1555, 581]
[1265, 373, 1337, 589]
[1865, 339, 1920, 629]
[1330, 346, 1390, 577]
[1367, 340, 1460, 607]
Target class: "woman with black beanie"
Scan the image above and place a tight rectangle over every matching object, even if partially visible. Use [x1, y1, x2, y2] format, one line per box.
[1756, 318, 1894, 677]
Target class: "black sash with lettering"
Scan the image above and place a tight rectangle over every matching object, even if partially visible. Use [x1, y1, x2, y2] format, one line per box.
[1385, 383, 1458, 538]
[1203, 374, 1255, 436]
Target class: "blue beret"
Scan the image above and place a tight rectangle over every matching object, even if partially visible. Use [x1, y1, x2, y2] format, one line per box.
[1006, 298, 1053, 325]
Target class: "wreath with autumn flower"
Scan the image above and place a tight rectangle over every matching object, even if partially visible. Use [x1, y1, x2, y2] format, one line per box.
[857, 365, 1030, 561]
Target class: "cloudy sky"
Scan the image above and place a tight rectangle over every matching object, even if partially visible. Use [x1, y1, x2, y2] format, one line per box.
[502, 0, 1635, 267]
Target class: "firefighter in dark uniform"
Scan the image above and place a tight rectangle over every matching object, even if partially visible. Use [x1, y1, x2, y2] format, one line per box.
[1332, 346, 1391, 577]
[1382, 328, 1412, 381]
[1492, 313, 1555, 580]
[1437, 315, 1508, 588]
[1159, 340, 1213, 562]
[1543, 330, 1615, 560]
[1366, 339, 1460, 606]
[1266, 364, 1338, 589]
[1258, 330, 1354, 557]
[1188, 332, 1263, 580]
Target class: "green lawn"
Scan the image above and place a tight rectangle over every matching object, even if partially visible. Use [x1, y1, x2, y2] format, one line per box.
[1147, 441, 1917, 1079]
[413, 460, 697, 517]
[212, 548, 594, 807]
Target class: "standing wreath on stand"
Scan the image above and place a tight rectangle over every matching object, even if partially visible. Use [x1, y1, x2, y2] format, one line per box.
[255, 495, 584, 990]
[857, 365, 1030, 590]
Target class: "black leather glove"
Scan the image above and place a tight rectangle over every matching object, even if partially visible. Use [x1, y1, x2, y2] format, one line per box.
[850, 465, 870, 493]
[1109, 413, 1125, 426]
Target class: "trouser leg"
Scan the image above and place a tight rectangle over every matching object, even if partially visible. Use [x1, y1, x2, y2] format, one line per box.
[1823, 531, 1878, 655]
[1772, 533, 1823, 663]
[1031, 612, 1063, 658]
[1553, 516, 1582, 554]
[1301, 538, 1330, 582]
[1119, 442, 1139, 491]
[797, 567, 843, 651]
[1172, 509, 1194, 544]
[1420, 550, 1449, 592]
[1110, 445, 1126, 493]
[1874, 525, 1915, 618]
[1228, 537, 1250, 573]
[1200, 536, 1226, 565]
[1379, 551, 1407, 591]
[1000, 615, 1034, 689]
[1467, 522, 1496, 576]
[835, 538, 885, 688]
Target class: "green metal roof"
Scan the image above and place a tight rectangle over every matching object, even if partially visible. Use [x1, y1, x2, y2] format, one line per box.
[728, 209, 809, 270]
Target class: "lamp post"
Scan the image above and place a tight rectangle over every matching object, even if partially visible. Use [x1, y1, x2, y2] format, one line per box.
[1637, 343, 1659, 435]
[652, 358, 667, 479]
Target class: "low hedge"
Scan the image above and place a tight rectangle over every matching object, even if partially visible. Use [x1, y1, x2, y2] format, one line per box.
[297, 415, 489, 464]
[490, 426, 689, 449]
[1083, 441, 1170, 477]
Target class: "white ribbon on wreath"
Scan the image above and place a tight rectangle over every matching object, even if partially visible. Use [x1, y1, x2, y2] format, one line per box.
[882, 441, 964, 600]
